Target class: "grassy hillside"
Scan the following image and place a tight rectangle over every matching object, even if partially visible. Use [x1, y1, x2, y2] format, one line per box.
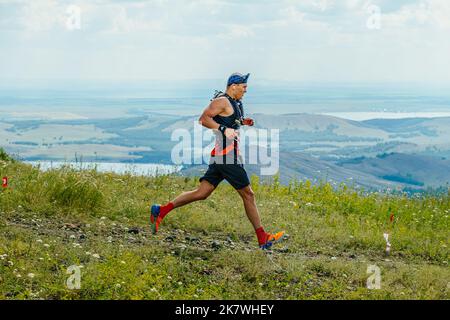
[0, 149, 449, 300]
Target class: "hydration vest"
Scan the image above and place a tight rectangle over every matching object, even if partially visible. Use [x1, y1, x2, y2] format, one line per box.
[210, 91, 244, 160]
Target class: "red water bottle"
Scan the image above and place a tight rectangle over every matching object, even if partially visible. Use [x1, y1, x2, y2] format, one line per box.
[2, 177, 7, 188]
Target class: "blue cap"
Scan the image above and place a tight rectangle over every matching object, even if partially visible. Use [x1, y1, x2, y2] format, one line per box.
[227, 72, 250, 86]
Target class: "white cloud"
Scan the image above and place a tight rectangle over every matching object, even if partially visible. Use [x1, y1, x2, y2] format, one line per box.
[381, 0, 450, 29]
[219, 25, 255, 39]
[279, 6, 306, 24]
[0, 0, 449, 83]
[13, 0, 65, 32]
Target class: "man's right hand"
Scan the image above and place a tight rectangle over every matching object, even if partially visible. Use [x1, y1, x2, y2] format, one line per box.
[224, 128, 238, 140]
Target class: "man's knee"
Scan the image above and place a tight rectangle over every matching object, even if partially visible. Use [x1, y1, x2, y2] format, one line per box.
[240, 187, 255, 201]
[197, 192, 209, 201]
[195, 188, 212, 200]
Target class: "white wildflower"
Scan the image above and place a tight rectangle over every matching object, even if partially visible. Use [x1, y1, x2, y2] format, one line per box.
[27, 273, 35, 279]
[92, 253, 100, 259]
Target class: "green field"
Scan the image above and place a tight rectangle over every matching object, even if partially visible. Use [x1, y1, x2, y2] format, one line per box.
[0, 149, 448, 300]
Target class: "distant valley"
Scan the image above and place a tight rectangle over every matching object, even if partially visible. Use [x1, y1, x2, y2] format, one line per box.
[1, 112, 450, 192]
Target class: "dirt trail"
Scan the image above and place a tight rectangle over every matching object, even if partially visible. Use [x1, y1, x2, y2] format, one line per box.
[4, 213, 440, 271]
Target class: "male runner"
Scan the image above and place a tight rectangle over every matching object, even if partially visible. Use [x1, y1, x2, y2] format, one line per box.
[150, 73, 285, 250]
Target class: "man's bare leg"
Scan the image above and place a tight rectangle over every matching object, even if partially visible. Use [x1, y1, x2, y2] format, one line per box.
[236, 185, 262, 229]
[172, 180, 216, 208]
[150, 180, 216, 233]
[236, 185, 285, 248]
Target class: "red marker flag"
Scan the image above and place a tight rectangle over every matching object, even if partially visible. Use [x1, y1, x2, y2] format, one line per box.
[2, 176, 7, 188]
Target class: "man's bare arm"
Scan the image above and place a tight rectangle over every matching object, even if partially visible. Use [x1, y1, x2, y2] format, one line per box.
[198, 98, 226, 130]
[198, 98, 238, 139]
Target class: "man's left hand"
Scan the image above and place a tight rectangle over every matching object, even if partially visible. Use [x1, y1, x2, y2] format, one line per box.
[242, 118, 254, 126]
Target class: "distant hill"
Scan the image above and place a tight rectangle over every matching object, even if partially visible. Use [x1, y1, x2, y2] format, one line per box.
[2, 113, 450, 189]
[179, 151, 450, 191]
[153, 113, 390, 139]
[179, 151, 401, 191]
[337, 152, 450, 188]
[251, 113, 390, 139]
[363, 117, 450, 134]
[362, 117, 450, 154]
[147, 113, 450, 159]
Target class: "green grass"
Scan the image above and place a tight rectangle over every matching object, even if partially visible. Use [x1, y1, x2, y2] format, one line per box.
[0, 149, 449, 300]
[0, 148, 15, 162]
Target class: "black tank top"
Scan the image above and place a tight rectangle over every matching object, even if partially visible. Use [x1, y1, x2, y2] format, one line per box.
[212, 92, 244, 129]
[210, 92, 245, 164]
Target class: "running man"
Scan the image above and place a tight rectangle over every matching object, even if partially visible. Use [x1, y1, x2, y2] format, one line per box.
[150, 73, 285, 250]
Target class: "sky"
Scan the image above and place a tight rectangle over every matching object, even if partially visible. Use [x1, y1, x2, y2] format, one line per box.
[0, 0, 449, 84]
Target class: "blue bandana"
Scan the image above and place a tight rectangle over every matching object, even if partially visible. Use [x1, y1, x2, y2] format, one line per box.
[227, 73, 250, 86]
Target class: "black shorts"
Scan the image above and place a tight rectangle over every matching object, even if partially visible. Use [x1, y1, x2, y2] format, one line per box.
[199, 163, 250, 190]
